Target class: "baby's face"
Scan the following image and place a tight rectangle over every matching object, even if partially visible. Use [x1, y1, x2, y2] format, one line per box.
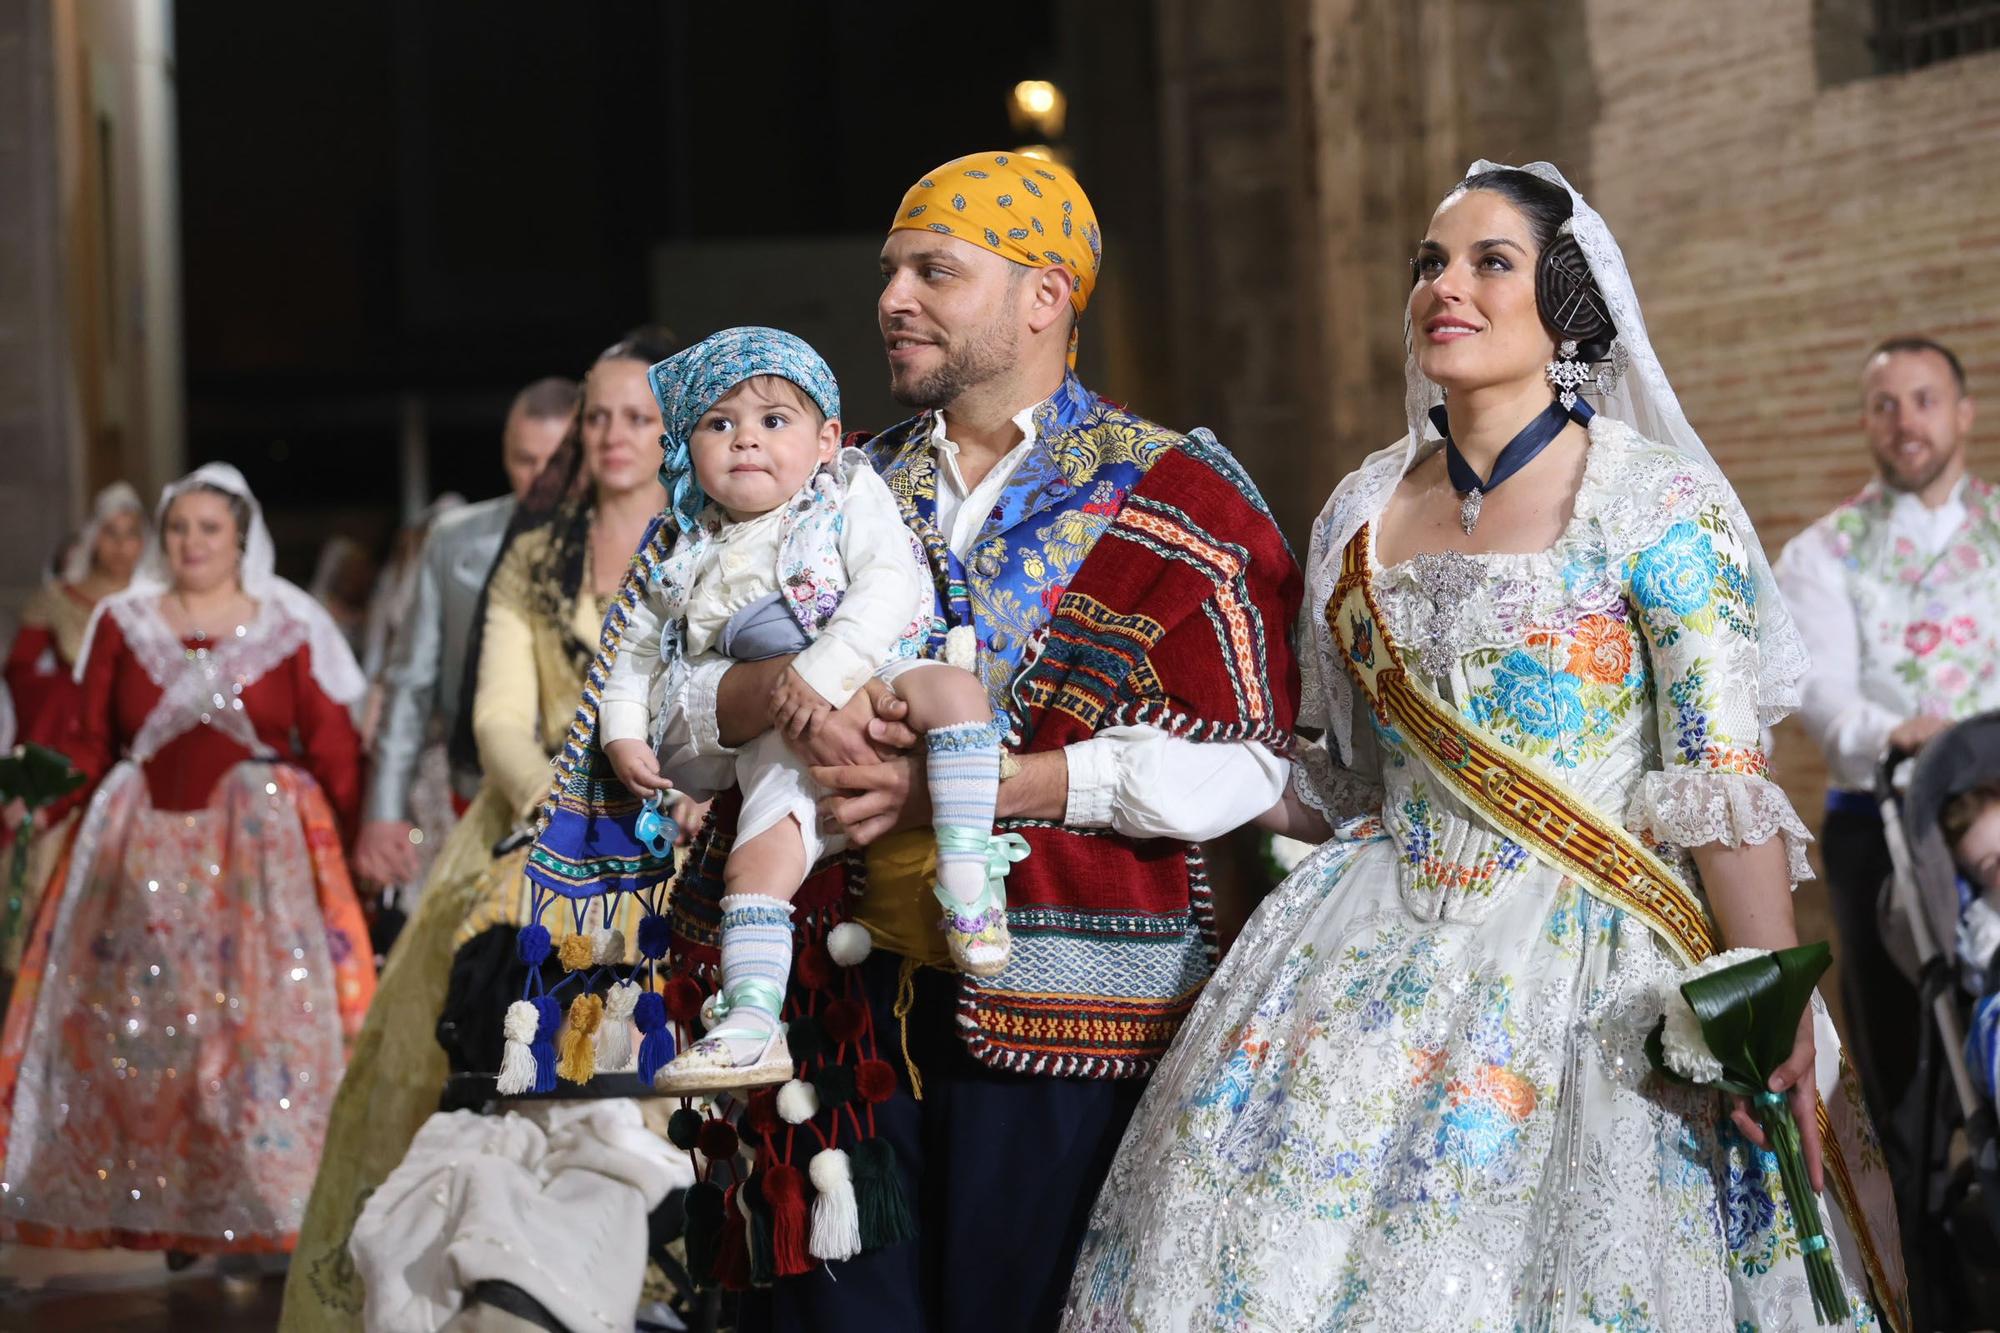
[690, 377, 839, 521]
[1956, 804, 2000, 896]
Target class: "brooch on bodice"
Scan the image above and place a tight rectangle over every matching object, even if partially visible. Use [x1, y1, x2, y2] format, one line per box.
[1405, 550, 1486, 681]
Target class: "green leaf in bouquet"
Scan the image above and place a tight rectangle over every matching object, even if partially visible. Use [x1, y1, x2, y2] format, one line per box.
[1681, 942, 1830, 1090]
[16, 743, 85, 808]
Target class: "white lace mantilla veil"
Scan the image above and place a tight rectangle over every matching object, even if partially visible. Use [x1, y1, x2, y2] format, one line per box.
[73, 461, 368, 707]
[1303, 158, 1809, 765]
[59, 481, 149, 586]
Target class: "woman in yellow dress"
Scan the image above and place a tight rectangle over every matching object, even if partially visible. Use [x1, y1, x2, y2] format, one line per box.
[281, 331, 673, 1330]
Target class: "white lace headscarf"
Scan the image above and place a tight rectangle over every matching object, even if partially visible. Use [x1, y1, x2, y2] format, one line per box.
[1306, 159, 1808, 763]
[75, 461, 367, 706]
[59, 481, 149, 586]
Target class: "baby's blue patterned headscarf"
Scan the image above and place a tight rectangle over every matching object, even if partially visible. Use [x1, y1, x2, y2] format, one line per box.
[649, 326, 842, 532]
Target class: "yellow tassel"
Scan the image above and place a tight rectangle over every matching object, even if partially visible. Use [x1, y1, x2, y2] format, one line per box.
[558, 933, 596, 972]
[556, 992, 605, 1084]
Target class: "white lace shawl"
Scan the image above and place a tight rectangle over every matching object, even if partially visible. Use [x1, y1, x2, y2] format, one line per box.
[73, 461, 365, 709]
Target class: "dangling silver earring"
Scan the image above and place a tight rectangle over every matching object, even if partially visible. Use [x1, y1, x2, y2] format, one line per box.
[1545, 338, 1590, 411]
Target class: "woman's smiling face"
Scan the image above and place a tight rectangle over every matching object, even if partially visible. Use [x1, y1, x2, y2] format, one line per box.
[1409, 188, 1557, 397]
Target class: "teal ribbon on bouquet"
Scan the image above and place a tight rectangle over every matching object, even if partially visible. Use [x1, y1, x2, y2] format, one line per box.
[1646, 941, 1848, 1326]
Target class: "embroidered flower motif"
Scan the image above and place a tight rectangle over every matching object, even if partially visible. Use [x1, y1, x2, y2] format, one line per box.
[1488, 650, 1586, 740]
[1905, 621, 1942, 657]
[1722, 1151, 1778, 1252]
[1629, 521, 1718, 617]
[1565, 613, 1635, 685]
[1473, 1064, 1538, 1122]
[1948, 615, 1978, 646]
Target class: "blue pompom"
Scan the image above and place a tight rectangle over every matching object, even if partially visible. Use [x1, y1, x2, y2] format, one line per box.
[517, 924, 552, 966]
[637, 913, 672, 961]
[634, 989, 667, 1033]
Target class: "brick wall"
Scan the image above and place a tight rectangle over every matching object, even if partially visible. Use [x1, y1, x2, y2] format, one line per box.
[1576, 5, 2000, 944]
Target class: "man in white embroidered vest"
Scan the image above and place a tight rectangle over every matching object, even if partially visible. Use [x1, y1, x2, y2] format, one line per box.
[1776, 334, 1993, 1163]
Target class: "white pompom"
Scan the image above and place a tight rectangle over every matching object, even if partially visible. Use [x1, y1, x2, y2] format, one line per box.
[808, 1145, 850, 1190]
[826, 921, 873, 968]
[776, 1078, 820, 1125]
[604, 978, 641, 1019]
[944, 625, 979, 670]
[596, 980, 641, 1071]
[502, 999, 539, 1044]
[593, 928, 627, 965]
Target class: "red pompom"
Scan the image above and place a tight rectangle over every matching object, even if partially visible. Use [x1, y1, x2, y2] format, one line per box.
[697, 1117, 741, 1163]
[663, 977, 706, 1026]
[819, 998, 864, 1046]
[743, 1087, 783, 1138]
[794, 940, 837, 992]
[854, 1058, 897, 1105]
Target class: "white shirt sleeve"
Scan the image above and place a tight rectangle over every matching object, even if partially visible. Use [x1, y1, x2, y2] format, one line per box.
[792, 469, 933, 708]
[1062, 725, 1289, 842]
[1773, 525, 1902, 791]
[599, 589, 663, 747]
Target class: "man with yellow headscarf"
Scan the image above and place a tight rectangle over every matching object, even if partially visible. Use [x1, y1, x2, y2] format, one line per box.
[655, 151, 1301, 1331]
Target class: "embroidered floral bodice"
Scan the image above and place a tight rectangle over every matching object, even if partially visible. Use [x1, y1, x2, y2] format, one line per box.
[1314, 415, 1811, 928]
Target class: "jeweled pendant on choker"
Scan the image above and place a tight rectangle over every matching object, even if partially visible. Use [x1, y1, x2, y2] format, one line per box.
[1430, 397, 1594, 535]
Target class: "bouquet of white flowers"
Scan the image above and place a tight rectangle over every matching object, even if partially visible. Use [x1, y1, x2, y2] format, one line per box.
[1646, 941, 1846, 1326]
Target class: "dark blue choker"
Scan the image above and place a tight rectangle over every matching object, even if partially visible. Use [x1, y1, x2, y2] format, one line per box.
[1429, 397, 1594, 534]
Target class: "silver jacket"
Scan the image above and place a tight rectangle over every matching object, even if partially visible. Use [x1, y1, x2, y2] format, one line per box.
[362, 494, 515, 822]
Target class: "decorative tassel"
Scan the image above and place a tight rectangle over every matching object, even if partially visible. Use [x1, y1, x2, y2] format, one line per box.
[529, 994, 562, 1094]
[808, 1147, 862, 1262]
[713, 1184, 752, 1291]
[592, 926, 627, 966]
[762, 1162, 813, 1277]
[556, 992, 605, 1084]
[635, 990, 675, 1084]
[496, 999, 539, 1096]
[596, 979, 640, 1071]
[743, 1172, 775, 1287]
[681, 1179, 725, 1287]
[851, 1136, 914, 1251]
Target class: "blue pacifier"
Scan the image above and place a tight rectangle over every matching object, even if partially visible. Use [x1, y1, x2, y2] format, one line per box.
[634, 792, 680, 858]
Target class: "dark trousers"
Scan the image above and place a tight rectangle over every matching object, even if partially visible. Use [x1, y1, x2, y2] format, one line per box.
[1821, 803, 1921, 1153]
[738, 953, 1145, 1333]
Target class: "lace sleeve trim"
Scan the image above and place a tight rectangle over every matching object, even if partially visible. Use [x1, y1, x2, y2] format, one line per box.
[1293, 737, 1383, 825]
[1624, 769, 1814, 887]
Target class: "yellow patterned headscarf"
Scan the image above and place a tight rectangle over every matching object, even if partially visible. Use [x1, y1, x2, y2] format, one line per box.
[890, 151, 1101, 365]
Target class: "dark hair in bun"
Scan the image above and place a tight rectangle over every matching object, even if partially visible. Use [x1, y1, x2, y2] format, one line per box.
[1452, 168, 1617, 363]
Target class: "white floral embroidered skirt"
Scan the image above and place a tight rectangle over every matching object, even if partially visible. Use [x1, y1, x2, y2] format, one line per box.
[1061, 820, 1881, 1332]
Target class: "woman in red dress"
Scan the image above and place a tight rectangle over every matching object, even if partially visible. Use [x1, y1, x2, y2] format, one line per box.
[0, 462, 376, 1256]
[1, 483, 149, 975]
[4, 481, 148, 743]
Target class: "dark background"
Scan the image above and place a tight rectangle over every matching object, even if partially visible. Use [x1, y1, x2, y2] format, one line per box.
[176, 1, 1061, 569]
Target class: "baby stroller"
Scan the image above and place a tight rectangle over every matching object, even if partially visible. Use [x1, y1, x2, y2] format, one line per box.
[1877, 713, 2000, 1329]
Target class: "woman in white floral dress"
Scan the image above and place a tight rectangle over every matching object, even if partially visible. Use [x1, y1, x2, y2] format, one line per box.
[1061, 163, 1907, 1332]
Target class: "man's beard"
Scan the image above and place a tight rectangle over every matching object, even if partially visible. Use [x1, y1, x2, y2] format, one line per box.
[888, 320, 1018, 410]
[1879, 437, 1957, 494]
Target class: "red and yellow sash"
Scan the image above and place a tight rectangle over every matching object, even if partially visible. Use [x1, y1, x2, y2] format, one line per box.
[1329, 523, 1908, 1331]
